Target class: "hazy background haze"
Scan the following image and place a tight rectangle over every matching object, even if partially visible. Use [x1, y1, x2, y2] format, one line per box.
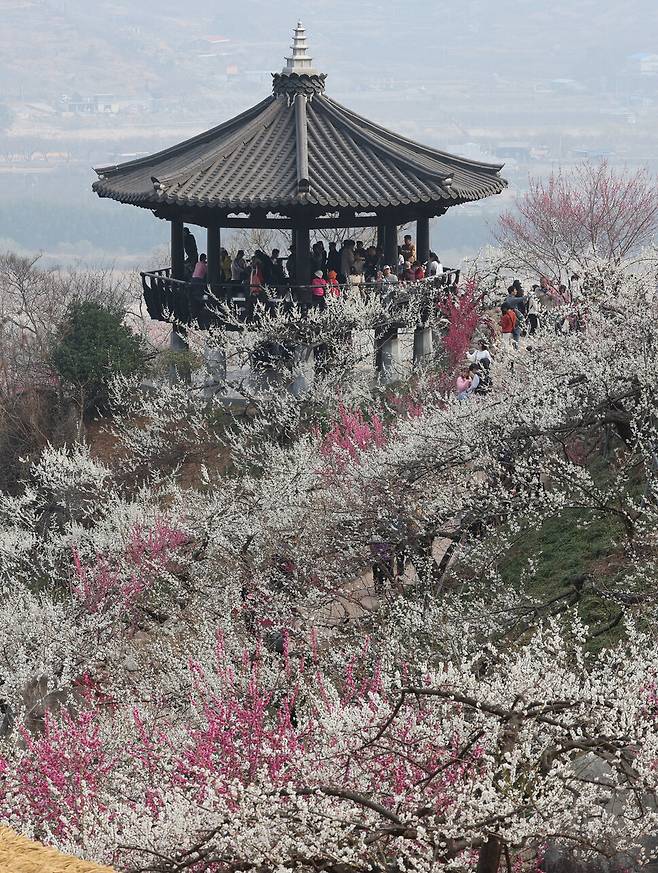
[1, 0, 657, 267]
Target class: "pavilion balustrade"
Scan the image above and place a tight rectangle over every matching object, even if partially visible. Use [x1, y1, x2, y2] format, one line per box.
[140, 270, 461, 329]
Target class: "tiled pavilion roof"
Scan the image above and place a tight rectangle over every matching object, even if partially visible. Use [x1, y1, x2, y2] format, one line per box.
[93, 24, 506, 220]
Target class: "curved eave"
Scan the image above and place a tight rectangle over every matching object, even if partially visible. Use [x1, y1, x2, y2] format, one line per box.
[92, 85, 507, 214]
[92, 181, 504, 215]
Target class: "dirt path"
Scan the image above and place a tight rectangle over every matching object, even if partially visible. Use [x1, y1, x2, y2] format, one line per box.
[0, 827, 114, 873]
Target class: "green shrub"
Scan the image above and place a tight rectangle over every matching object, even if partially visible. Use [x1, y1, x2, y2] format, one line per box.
[51, 301, 147, 415]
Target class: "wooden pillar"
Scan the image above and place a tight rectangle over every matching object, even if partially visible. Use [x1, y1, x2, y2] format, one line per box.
[417, 217, 430, 264]
[377, 224, 386, 252]
[171, 218, 185, 280]
[295, 225, 311, 307]
[207, 224, 221, 294]
[384, 223, 398, 270]
[169, 217, 188, 358]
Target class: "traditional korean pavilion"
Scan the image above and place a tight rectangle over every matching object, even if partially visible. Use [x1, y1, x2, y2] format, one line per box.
[93, 23, 506, 305]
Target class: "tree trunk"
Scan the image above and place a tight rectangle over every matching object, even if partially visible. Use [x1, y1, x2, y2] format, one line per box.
[477, 836, 503, 873]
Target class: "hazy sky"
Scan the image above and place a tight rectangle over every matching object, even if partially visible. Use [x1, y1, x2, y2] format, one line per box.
[3, 0, 658, 102]
[1, 0, 657, 264]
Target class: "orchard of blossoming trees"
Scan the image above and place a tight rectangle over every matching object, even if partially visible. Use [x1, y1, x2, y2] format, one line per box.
[1, 165, 658, 873]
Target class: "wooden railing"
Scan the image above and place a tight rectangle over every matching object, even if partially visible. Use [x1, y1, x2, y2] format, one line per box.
[140, 269, 461, 327]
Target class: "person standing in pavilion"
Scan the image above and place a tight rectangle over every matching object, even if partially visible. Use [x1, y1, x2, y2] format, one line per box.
[326, 270, 340, 298]
[192, 252, 207, 282]
[232, 250, 247, 282]
[311, 242, 327, 277]
[327, 241, 341, 277]
[183, 227, 198, 266]
[340, 239, 355, 283]
[286, 245, 296, 286]
[401, 234, 416, 265]
[427, 251, 443, 278]
[247, 254, 266, 321]
[189, 253, 208, 325]
[353, 242, 366, 277]
[220, 248, 232, 283]
[311, 270, 328, 311]
[254, 249, 274, 285]
[364, 246, 379, 282]
[270, 249, 286, 288]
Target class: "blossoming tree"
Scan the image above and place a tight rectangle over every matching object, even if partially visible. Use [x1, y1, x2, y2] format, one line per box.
[0, 260, 658, 871]
[495, 162, 658, 283]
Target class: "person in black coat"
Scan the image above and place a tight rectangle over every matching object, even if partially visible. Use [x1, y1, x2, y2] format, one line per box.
[326, 241, 341, 277]
[183, 227, 198, 264]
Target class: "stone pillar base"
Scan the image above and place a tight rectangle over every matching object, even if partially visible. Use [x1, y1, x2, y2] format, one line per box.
[204, 346, 227, 386]
[413, 326, 433, 368]
[376, 329, 402, 383]
[289, 343, 314, 397]
[169, 326, 190, 383]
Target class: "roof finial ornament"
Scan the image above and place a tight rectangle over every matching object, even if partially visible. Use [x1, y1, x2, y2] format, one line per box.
[282, 21, 317, 75]
[273, 21, 327, 100]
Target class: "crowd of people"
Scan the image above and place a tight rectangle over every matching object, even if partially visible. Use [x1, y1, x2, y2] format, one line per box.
[498, 274, 587, 350]
[456, 273, 587, 400]
[181, 228, 446, 315]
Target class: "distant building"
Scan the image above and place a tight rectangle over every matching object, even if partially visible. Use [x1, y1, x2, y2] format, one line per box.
[572, 148, 614, 160]
[58, 93, 119, 115]
[627, 53, 658, 75]
[492, 142, 550, 163]
[548, 78, 586, 94]
[494, 142, 532, 161]
[191, 35, 230, 54]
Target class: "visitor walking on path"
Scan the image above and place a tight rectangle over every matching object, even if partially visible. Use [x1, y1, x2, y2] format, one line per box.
[527, 288, 542, 335]
[500, 304, 517, 351]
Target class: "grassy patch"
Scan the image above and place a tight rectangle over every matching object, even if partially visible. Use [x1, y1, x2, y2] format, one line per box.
[499, 509, 627, 647]
[501, 510, 622, 592]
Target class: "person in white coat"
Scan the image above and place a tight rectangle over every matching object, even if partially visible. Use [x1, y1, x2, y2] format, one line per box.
[527, 286, 543, 335]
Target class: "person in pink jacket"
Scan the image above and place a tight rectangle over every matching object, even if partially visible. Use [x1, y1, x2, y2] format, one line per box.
[311, 270, 328, 311]
[456, 368, 473, 400]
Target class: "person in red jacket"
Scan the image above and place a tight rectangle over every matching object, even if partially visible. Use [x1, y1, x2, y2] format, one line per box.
[327, 269, 341, 298]
[500, 304, 517, 350]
